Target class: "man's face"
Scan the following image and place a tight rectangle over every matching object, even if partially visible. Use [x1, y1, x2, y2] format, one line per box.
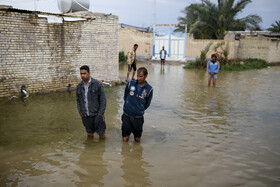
[134, 46, 138, 51]
[137, 71, 147, 84]
[211, 56, 216, 61]
[80, 69, 90, 82]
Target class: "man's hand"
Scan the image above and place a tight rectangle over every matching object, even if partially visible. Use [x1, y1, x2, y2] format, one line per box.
[81, 114, 85, 118]
[95, 114, 104, 125]
[98, 113, 104, 121]
[211, 72, 214, 76]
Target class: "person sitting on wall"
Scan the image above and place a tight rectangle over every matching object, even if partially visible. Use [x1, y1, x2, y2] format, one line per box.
[160, 46, 167, 66]
[126, 44, 138, 82]
[76, 65, 107, 139]
[207, 54, 220, 87]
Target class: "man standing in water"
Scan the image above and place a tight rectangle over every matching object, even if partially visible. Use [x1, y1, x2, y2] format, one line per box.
[76, 65, 106, 138]
[126, 44, 138, 82]
[122, 67, 153, 142]
[207, 54, 220, 87]
[160, 46, 167, 66]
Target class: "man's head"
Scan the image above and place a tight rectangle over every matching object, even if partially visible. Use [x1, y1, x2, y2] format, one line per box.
[133, 44, 138, 51]
[211, 54, 217, 61]
[80, 65, 90, 82]
[137, 67, 148, 84]
[162, 46, 165, 50]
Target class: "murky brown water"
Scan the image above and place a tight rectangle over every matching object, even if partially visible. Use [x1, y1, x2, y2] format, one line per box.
[1, 63, 280, 186]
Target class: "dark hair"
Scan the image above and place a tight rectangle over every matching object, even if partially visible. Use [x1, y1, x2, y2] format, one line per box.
[134, 44, 138, 47]
[80, 65, 90, 73]
[137, 67, 148, 75]
[211, 54, 217, 58]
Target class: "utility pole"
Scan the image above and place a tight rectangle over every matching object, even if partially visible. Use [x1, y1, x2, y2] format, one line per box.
[152, 0, 157, 58]
[153, 0, 156, 25]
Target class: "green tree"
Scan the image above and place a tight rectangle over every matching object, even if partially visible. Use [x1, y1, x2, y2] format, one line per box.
[176, 0, 262, 39]
[267, 20, 280, 32]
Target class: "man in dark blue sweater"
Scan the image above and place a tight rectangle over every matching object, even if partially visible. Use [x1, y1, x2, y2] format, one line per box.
[122, 67, 153, 142]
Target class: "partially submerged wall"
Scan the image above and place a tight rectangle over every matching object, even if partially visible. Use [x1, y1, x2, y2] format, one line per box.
[119, 28, 153, 58]
[0, 7, 119, 97]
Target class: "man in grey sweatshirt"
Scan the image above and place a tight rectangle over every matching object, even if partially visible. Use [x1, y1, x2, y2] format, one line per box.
[76, 65, 107, 138]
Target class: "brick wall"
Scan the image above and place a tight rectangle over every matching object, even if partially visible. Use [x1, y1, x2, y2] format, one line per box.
[0, 7, 119, 97]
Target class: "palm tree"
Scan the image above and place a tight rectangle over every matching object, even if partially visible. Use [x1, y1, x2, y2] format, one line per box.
[176, 0, 262, 39]
[267, 20, 280, 32]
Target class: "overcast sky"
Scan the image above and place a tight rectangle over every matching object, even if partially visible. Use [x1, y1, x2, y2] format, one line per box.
[1, 0, 280, 30]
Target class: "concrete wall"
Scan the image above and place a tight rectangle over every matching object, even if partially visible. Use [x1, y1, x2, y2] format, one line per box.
[0, 7, 119, 97]
[238, 35, 269, 61]
[238, 35, 280, 63]
[118, 30, 237, 60]
[118, 27, 280, 64]
[186, 36, 236, 59]
[119, 28, 153, 58]
[268, 38, 280, 63]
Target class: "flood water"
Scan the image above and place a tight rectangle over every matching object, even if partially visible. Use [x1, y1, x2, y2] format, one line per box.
[0, 62, 280, 186]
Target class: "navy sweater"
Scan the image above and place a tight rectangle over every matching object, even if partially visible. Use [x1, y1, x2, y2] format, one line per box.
[123, 80, 153, 117]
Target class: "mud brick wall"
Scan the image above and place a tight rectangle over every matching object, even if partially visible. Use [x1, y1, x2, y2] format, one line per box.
[119, 28, 153, 57]
[0, 8, 119, 97]
[185, 35, 235, 59]
[238, 35, 280, 64]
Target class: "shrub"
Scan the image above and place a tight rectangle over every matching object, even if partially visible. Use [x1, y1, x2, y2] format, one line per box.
[244, 58, 268, 69]
[200, 42, 213, 63]
[185, 58, 268, 71]
[184, 59, 205, 69]
[119, 51, 126, 62]
[221, 58, 268, 71]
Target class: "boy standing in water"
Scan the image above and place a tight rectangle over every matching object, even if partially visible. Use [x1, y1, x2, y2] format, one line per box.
[122, 67, 153, 142]
[207, 54, 220, 87]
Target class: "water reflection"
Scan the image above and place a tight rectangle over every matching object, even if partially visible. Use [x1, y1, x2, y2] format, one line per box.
[160, 65, 165, 74]
[75, 139, 108, 186]
[121, 143, 151, 186]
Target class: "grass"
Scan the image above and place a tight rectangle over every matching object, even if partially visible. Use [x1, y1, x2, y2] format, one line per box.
[184, 58, 268, 71]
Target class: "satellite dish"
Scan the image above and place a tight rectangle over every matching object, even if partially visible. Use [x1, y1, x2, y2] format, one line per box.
[57, 0, 90, 13]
